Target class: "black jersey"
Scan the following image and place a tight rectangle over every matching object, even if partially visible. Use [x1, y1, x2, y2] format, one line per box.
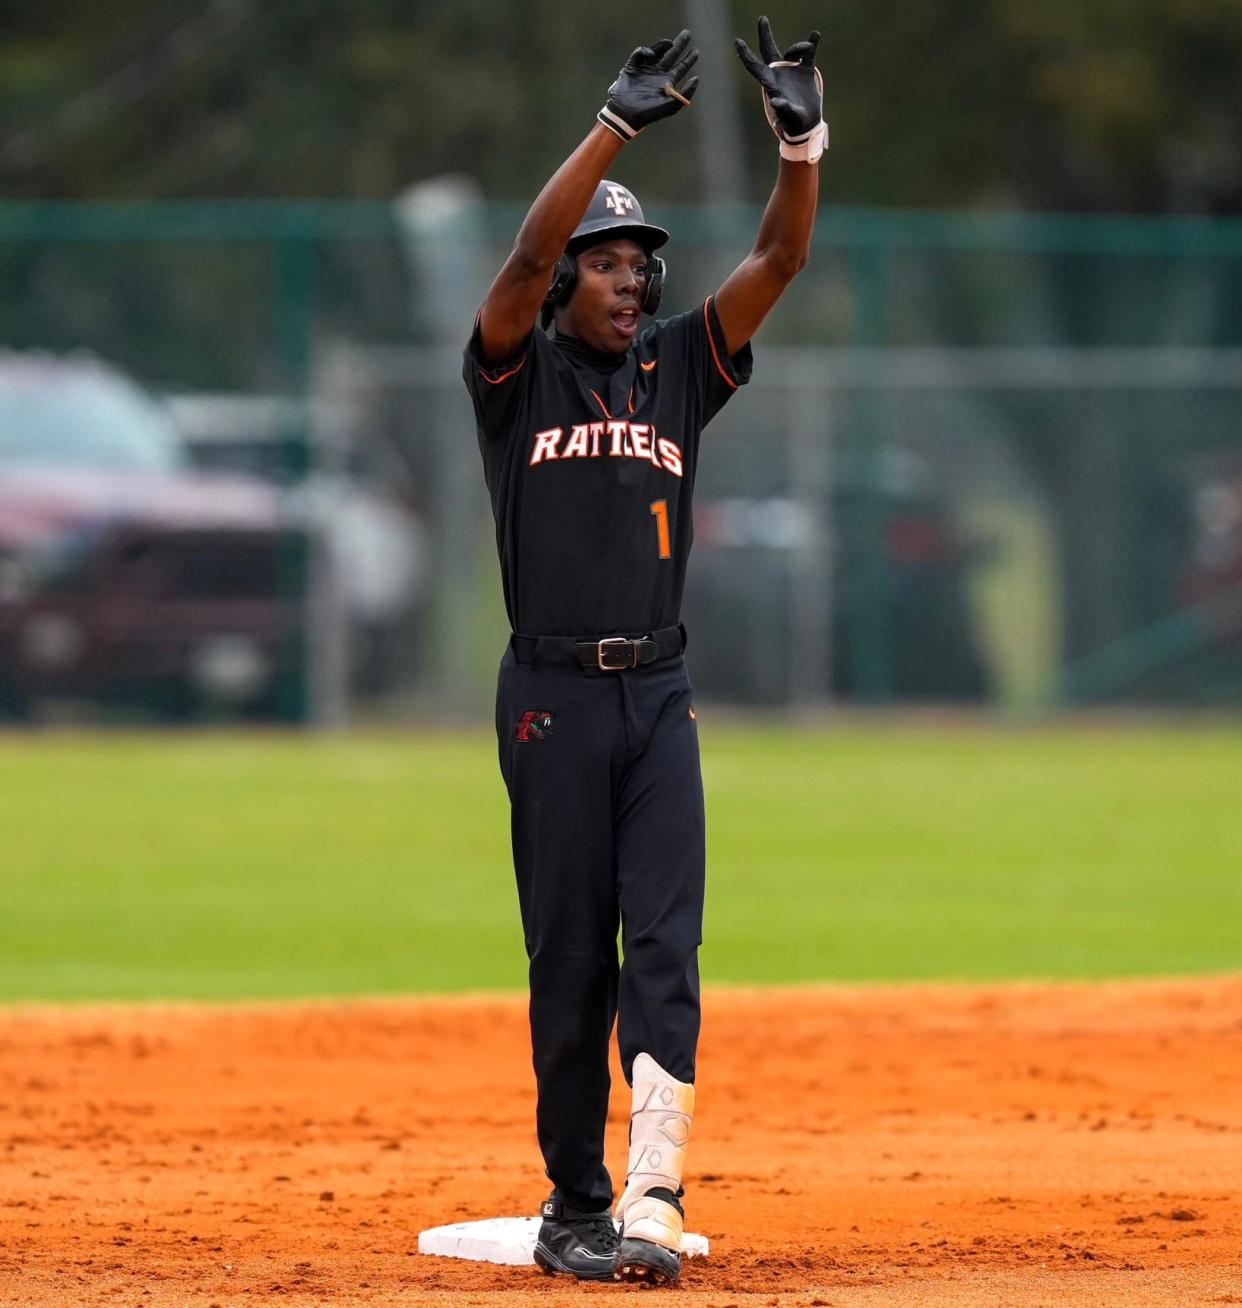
[464, 296, 752, 637]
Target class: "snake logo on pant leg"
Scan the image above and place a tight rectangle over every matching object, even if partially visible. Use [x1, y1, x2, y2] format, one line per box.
[515, 710, 555, 742]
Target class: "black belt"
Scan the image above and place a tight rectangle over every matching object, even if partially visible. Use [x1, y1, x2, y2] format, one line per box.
[511, 623, 686, 672]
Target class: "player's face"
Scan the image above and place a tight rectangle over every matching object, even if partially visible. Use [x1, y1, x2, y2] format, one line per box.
[559, 239, 650, 354]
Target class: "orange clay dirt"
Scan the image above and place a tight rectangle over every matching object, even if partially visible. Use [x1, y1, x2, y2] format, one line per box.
[1, 978, 1240, 1308]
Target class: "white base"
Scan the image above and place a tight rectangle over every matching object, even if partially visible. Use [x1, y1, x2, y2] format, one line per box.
[417, 1216, 709, 1264]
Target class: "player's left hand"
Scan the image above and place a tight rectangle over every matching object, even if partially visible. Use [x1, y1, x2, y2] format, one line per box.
[734, 16, 823, 143]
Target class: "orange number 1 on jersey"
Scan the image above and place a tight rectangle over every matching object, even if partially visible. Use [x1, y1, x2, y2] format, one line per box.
[649, 499, 672, 559]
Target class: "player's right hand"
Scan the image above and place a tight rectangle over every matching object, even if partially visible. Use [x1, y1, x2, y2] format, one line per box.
[597, 30, 700, 142]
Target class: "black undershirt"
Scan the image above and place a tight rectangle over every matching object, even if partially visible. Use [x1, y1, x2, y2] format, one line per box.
[552, 330, 627, 375]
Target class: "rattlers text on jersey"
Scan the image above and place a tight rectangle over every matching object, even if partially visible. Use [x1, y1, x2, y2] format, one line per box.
[464, 296, 752, 637]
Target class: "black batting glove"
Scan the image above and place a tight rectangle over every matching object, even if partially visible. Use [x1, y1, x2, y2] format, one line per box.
[597, 29, 700, 142]
[735, 16, 827, 162]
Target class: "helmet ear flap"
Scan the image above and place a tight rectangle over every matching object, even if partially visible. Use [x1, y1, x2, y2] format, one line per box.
[642, 253, 665, 317]
[541, 253, 578, 328]
[540, 248, 665, 327]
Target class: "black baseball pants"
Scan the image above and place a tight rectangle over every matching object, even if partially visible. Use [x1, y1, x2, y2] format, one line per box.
[494, 636, 705, 1214]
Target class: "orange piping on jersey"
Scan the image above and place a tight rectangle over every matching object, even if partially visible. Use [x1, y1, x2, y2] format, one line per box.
[703, 296, 738, 391]
[589, 388, 613, 420]
[478, 356, 528, 386]
[627, 386, 635, 414]
[640, 358, 657, 372]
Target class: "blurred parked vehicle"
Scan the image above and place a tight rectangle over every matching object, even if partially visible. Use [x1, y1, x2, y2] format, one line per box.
[164, 394, 425, 694]
[686, 459, 990, 704]
[0, 354, 307, 722]
[1151, 456, 1242, 701]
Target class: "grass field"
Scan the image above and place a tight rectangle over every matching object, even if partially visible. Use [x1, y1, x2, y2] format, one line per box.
[1, 724, 1239, 1002]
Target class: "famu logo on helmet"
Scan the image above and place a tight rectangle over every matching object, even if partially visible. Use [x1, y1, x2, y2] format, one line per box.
[603, 182, 636, 216]
[515, 709, 555, 743]
[541, 179, 669, 327]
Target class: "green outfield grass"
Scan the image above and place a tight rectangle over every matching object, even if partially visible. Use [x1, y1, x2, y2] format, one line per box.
[1, 724, 1239, 1002]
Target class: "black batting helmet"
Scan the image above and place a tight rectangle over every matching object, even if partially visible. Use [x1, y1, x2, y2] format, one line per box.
[542, 180, 668, 327]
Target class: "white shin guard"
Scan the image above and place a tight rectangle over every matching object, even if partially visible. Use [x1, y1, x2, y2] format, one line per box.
[615, 1053, 695, 1251]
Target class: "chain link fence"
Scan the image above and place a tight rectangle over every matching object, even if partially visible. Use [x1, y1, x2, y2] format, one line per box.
[1, 199, 1240, 722]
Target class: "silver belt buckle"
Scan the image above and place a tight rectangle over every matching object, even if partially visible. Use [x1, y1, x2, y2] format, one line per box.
[597, 637, 636, 671]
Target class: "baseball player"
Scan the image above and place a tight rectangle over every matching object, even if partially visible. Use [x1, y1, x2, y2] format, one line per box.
[462, 17, 824, 1286]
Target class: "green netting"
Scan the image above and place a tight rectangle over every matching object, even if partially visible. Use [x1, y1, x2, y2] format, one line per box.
[1, 201, 1239, 717]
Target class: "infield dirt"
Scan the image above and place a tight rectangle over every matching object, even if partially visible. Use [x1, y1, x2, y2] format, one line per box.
[1, 978, 1239, 1306]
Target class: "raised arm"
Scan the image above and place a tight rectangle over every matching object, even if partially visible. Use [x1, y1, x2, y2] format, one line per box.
[713, 17, 825, 358]
[477, 32, 700, 366]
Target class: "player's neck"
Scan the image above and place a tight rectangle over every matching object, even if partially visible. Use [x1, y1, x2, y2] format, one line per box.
[553, 329, 628, 374]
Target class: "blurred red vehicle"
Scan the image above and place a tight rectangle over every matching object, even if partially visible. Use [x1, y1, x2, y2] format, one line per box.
[0, 354, 304, 722]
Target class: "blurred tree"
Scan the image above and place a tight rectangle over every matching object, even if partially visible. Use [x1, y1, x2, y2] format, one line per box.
[1, 0, 1240, 212]
[993, 0, 1242, 213]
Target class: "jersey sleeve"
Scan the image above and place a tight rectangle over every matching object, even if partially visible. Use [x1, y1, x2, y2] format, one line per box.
[652, 295, 754, 429]
[461, 312, 536, 441]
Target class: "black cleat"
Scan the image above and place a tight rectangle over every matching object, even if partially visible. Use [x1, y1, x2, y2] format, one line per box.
[532, 1195, 619, 1282]
[615, 1236, 680, 1285]
[614, 1187, 683, 1286]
